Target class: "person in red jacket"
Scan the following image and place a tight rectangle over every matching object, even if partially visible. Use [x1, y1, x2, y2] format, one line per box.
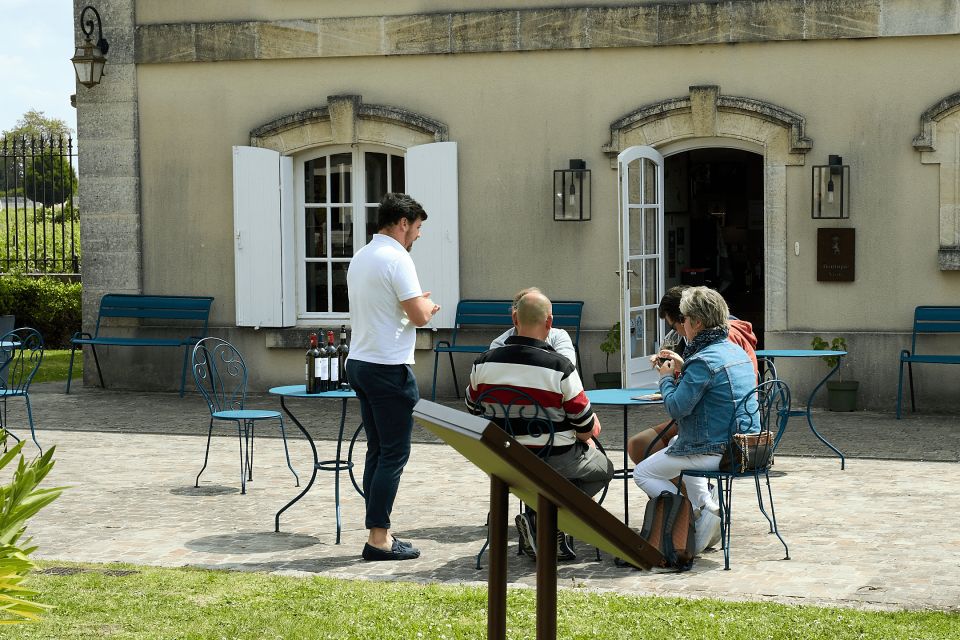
[627, 286, 758, 465]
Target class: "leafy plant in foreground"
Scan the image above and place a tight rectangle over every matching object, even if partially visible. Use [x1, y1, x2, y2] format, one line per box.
[0, 432, 63, 624]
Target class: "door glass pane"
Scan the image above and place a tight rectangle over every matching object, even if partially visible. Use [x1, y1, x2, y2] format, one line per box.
[365, 152, 387, 203]
[642, 158, 658, 204]
[330, 153, 352, 204]
[331, 206, 354, 257]
[644, 208, 658, 254]
[332, 262, 349, 312]
[366, 205, 378, 243]
[391, 154, 405, 192]
[304, 156, 327, 203]
[644, 308, 658, 356]
[628, 258, 644, 308]
[305, 208, 327, 258]
[305, 262, 328, 313]
[629, 309, 645, 360]
[644, 258, 658, 305]
[627, 159, 641, 204]
[628, 208, 642, 255]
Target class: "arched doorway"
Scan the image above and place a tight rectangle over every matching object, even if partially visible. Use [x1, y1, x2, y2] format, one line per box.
[664, 148, 765, 341]
[604, 85, 813, 335]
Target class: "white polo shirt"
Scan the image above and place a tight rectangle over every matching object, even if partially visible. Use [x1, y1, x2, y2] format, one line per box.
[346, 233, 423, 365]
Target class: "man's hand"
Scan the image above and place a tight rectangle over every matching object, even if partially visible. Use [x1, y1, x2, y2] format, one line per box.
[400, 292, 440, 327]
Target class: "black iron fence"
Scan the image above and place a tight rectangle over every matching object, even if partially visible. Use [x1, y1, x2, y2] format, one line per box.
[0, 134, 80, 275]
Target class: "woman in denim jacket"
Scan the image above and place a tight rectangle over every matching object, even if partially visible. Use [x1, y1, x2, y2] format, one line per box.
[633, 286, 759, 554]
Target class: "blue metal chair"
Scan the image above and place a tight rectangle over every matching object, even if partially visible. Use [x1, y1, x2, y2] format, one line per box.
[192, 337, 299, 494]
[679, 378, 792, 570]
[0, 327, 44, 452]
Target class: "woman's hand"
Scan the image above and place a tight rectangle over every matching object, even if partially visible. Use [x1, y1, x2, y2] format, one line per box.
[656, 350, 684, 377]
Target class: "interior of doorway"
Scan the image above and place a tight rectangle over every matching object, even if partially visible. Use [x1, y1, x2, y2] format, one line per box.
[663, 148, 765, 345]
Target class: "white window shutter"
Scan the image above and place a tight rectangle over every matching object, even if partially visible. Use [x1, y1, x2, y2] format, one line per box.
[232, 146, 296, 327]
[406, 142, 459, 328]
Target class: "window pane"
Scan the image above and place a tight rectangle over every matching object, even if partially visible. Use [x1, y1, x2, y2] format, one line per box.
[365, 152, 388, 204]
[332, 262, 349, 312]
[304, 156, 327, 203]
[366, 205, 378, 244]
[644, 208, 658, 255]
[331, 206, 354, 257]
[391, 154, 405, 193]
[305, 208, 327, 258]
[627, 159, 641, 204]
[642, 158, 658, 204]
[330, 153, 352, 204]
[305, 262, 328, 313]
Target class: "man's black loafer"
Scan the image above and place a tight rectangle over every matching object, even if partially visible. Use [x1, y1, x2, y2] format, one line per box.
[362, 539, 421, 561]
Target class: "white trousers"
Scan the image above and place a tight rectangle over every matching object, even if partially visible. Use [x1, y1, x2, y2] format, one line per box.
[633, 435, 721, 514]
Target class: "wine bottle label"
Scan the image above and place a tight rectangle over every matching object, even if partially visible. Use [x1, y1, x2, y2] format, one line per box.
[318, 360, 328, 378]
[330, 365, 339, 382]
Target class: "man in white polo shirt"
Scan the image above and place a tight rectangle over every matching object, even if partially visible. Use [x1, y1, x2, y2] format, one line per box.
[346, 193, 440, 561]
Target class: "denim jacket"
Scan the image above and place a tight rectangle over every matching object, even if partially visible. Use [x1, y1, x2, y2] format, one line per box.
[658, 339, 759, 457]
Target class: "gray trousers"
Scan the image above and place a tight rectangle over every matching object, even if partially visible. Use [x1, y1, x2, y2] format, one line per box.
[544, 440, 615, 499]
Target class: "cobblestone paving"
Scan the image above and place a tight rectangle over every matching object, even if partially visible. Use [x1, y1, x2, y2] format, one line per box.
[8, 384, 960, 613]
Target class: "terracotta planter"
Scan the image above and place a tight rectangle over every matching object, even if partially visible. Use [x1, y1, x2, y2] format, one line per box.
[826, 380, 859, 412]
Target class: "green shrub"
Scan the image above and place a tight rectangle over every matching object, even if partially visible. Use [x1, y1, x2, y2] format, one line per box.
[0, 206, 80, 273]
[0, 275, 81, 348]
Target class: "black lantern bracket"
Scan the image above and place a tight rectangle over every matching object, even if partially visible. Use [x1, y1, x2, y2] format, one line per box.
[71, 5, 110, 88]
[553, 159, 591, 221]
[811, 154, 850, 219]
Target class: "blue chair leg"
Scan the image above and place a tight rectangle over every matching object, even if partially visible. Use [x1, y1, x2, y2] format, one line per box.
[753, 474, 774, 532]
[23, 395, 41, 453]
[896, 359, 905, 419]
[179, 346, 191, 398]
[907, 361, 917, 414]
[195, 418, 215, 487]
[448, 352, 461, 399]
[246, 420, 255, 482]
[431, 350, 441, 401]
[719, 475, 732, 570]
[763, 471, 789, 560]
[65, 344, 79, 393]
[237, 420, 247, 494]
[276, 416, 300, 486]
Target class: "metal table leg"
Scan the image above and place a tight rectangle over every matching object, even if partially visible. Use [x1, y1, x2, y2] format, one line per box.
[803, 358, 846, 470]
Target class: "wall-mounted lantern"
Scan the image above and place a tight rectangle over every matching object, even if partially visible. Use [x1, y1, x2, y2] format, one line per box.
[554, 159, 591, 221]
[71, 5, 110, 88]
[811, 154, 849, 219]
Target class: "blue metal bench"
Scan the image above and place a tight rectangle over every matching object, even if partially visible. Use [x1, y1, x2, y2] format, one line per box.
[66, 294, 215, 397]
[430, 299, 584, 401]
[897, 305, 960, 419]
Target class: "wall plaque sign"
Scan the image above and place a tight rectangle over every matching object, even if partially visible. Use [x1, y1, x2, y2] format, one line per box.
[817, 228, 855, 281]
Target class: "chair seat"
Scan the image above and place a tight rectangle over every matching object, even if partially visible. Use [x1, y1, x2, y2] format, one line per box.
[213, 409, 281, 420]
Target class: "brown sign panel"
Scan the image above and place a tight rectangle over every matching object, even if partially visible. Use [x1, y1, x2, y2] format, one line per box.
[817, 227, 855, 281]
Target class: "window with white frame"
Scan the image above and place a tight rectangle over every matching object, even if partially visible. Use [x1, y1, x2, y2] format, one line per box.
[297, 146, 405, 317]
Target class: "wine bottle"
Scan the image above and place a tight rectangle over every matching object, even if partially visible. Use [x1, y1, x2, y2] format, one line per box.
[305, 334, 321, 394]
[337, 324, 350, 389]
[325, 330, 338, 391]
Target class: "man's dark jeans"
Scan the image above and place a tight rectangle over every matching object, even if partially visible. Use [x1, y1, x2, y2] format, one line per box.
[346, 360, 419, 530]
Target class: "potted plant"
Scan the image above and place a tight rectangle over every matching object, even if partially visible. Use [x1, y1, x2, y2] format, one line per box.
[810, 336, 859, 411]
[594, 322, 622, 389]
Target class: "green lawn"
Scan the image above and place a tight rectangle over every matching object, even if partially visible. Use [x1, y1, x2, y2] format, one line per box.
[32, 349, 80, 384]
[3, 562, 957, 639]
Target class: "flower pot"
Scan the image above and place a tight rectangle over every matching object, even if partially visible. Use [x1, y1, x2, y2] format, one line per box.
[593, 372, 621, 389]
[826, 380, 859, 412]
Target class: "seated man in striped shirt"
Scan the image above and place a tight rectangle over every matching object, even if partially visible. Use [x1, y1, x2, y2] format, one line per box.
[466, 291, 614, 561]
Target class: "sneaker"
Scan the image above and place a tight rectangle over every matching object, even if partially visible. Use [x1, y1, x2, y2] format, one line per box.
[362, 538, 421, 561]
[515, 513, 537, 559]
[694, 509, 722, 555]
[556, 531, 576, 561]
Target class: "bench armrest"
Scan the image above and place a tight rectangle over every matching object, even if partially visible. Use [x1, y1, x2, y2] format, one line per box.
[435, 339, 452, 350]
[71, 331, 94, 342]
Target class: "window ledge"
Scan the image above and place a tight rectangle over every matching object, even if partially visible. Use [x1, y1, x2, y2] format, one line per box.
[264, 327, 437, 350]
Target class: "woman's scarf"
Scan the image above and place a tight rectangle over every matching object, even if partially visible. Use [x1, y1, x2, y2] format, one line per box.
[682, 324, 729, 360]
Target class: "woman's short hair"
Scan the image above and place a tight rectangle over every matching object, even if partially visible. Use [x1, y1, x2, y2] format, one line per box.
[679, 286, 729, 330]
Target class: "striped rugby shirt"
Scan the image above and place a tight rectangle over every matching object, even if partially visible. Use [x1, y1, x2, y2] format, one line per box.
[465, 335, 596, 455]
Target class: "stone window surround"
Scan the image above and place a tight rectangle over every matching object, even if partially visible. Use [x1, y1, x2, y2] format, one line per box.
[913, 90, 960, 270]
[603, 85, 813, 332]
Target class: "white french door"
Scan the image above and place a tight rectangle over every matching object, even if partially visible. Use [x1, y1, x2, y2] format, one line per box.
[617, 146, 666, 388]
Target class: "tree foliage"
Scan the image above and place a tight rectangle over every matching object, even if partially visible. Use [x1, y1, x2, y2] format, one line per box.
[1, 111, 76, 206]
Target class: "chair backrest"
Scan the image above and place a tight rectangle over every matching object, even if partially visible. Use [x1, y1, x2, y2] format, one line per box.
[910, 306, 960, 354]
[0, 327, 44, 394]
[191, 337, 248, 415]
[471, 385, 556, 458]
[756, 356, 778, 385]
[724, 378, 791, 472]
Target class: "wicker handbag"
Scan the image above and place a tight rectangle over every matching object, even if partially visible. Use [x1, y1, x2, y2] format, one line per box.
[720, 430, 775, 473]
